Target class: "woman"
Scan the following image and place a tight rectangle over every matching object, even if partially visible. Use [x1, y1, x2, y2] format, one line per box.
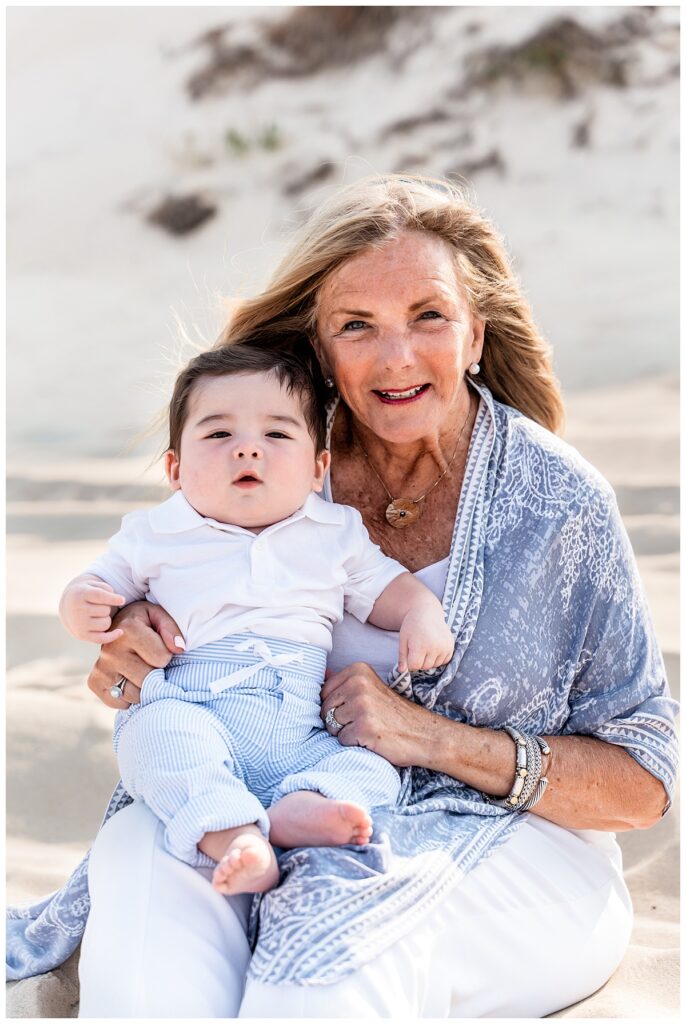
[8, 175, 678, 1017]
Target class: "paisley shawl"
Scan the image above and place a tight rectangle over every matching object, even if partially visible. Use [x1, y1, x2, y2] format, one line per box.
[7, 384, 679, 984]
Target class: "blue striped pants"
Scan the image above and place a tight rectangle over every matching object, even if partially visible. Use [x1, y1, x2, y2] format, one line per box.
[113, 634, 401, 867]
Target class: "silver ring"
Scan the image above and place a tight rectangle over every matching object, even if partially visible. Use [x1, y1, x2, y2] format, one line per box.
[325, 707, 343, 732]
[109, 677, 127, 700]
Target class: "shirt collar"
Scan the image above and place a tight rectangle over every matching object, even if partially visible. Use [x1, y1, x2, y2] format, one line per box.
[147, 489, 345, 536]
[298, 491, 346, 526]
[147, 492, 209, 534]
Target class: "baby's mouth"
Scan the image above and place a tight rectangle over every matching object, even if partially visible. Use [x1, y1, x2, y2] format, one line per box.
[233, 472, 262, 489]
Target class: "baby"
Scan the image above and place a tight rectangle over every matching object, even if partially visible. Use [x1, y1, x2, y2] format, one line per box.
[60, 344, 454, 896]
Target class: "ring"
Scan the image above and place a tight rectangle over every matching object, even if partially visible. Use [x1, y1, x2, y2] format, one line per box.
[325, 707, 343, 732]
[109, 677, 128, 700]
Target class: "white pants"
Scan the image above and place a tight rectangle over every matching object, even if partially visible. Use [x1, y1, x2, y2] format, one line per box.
[79, 801, 633, 1018]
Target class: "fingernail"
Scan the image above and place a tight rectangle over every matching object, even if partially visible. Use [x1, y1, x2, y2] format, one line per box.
[174, 636, 186, 650]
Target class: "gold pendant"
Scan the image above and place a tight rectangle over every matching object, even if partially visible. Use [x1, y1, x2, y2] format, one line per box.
[385, 498, 422, 529]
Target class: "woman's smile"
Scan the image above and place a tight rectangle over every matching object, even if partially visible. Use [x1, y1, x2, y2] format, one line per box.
[373, 383, 431, 404]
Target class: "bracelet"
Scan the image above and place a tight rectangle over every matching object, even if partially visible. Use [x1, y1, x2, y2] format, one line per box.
[517, 735, 542, 806]
[484, 727, 551, 812]
[519, 736, 550, 810]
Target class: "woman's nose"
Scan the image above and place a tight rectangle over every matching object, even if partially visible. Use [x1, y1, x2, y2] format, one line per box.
[381, 329, 415, 369]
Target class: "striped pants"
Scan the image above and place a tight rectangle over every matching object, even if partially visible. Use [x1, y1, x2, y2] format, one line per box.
[114, 634, 401, 867]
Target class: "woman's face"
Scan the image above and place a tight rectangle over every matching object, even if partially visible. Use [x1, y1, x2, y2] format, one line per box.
[315, 230, 484, 446]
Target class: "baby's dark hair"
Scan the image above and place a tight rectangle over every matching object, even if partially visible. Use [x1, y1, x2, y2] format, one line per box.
[167, 340, 329, 455]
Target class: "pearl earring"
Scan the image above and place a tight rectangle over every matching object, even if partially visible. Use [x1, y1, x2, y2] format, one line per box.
[325, 376, 335, 388]
[468, 362, 480, 375]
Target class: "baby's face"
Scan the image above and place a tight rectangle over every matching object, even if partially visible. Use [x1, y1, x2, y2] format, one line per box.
[165, 371, 329, 531]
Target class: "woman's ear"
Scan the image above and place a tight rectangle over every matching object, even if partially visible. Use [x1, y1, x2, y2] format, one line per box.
[164, 449, 182, 490]
[470, 318, 485, 364]
[311, 334, 333, 382]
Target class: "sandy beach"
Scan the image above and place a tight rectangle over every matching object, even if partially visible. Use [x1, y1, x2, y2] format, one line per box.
[6, 5, 679, 1018]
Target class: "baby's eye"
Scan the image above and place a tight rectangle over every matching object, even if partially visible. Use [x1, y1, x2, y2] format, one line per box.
[266, 431, 289, 439]
[207, 431, 231, 439]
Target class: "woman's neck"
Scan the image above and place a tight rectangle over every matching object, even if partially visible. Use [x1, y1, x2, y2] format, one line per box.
[341, 390, 477, 497]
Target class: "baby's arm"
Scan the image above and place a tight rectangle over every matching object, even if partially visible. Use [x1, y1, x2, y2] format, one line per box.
[59, 573, 127, 644]
[62, 508, 152, 645]
[368, 573, 454, 673]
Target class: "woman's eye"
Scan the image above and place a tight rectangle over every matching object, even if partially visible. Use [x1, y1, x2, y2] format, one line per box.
[207, 431, 231, 439]
[418, 310, 442, 321]
[341, 320, 368, 332]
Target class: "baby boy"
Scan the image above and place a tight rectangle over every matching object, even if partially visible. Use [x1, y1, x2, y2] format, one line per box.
[60, 344, 454, 896]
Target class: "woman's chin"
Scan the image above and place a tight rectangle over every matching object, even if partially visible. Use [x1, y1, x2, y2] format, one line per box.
[362, 409, 444, 446]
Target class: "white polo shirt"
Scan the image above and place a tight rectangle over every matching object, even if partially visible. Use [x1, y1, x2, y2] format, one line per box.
[85, 491, 407, 653]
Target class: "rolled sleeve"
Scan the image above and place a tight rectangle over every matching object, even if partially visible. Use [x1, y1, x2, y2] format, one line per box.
[83, 510, 150, 605]
[561, 492, 679, 811]
[341, 508, 408, 622]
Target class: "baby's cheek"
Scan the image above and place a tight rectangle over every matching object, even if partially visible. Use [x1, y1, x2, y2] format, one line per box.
[179, 464, 216, 511]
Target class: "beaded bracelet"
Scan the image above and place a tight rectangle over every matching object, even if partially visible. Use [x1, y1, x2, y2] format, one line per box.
[484, 726, 551, 812]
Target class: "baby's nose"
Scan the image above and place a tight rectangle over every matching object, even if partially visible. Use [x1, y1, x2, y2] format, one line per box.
[233, 441, 263, 459]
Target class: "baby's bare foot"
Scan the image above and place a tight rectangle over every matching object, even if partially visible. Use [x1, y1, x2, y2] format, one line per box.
[212, 832, 279, 895]
[269, 791, 374, 848]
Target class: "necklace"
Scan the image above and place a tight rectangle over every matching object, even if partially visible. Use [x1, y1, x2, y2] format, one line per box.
[355, 403, 472, 529]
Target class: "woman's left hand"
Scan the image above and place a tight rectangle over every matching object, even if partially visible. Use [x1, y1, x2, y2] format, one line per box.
[320, 662, 436, 768]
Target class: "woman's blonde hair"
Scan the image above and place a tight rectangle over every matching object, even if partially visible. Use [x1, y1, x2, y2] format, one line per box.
[218, 174, 564, 433]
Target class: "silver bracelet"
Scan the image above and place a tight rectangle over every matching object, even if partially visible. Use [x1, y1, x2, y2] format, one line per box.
[484, 728, 551, 812]
[517, 735, 542, 806]
[517, 736, 551, 811]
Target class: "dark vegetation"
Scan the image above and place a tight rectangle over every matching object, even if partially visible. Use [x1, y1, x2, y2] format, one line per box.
[186, 6, 435, 99]
[147, 194, 217, 236]
[464, 10, 661, 100]
[283, 161, 337, 197]
[446, 149, 506, 180]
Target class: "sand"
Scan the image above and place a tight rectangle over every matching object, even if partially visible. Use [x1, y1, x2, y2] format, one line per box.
[6, 4, 679, 1019]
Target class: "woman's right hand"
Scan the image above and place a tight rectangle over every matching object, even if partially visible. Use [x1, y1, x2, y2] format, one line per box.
[87, 601, 184, 709]
[320, 660, 438, 768]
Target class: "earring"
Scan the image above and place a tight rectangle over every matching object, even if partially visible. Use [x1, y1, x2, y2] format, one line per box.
[324, 376, 335, 388]
[468, 362, 480, 376]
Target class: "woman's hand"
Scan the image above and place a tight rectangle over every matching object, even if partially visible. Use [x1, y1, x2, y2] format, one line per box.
[320, 662, 438, 768]
[87, 601, 184, 709]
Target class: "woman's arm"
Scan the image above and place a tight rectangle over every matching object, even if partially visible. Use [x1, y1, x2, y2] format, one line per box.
[87, 601, 183, 708]
[422, 712, 669, 830]
[320, 664, 669, 831]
